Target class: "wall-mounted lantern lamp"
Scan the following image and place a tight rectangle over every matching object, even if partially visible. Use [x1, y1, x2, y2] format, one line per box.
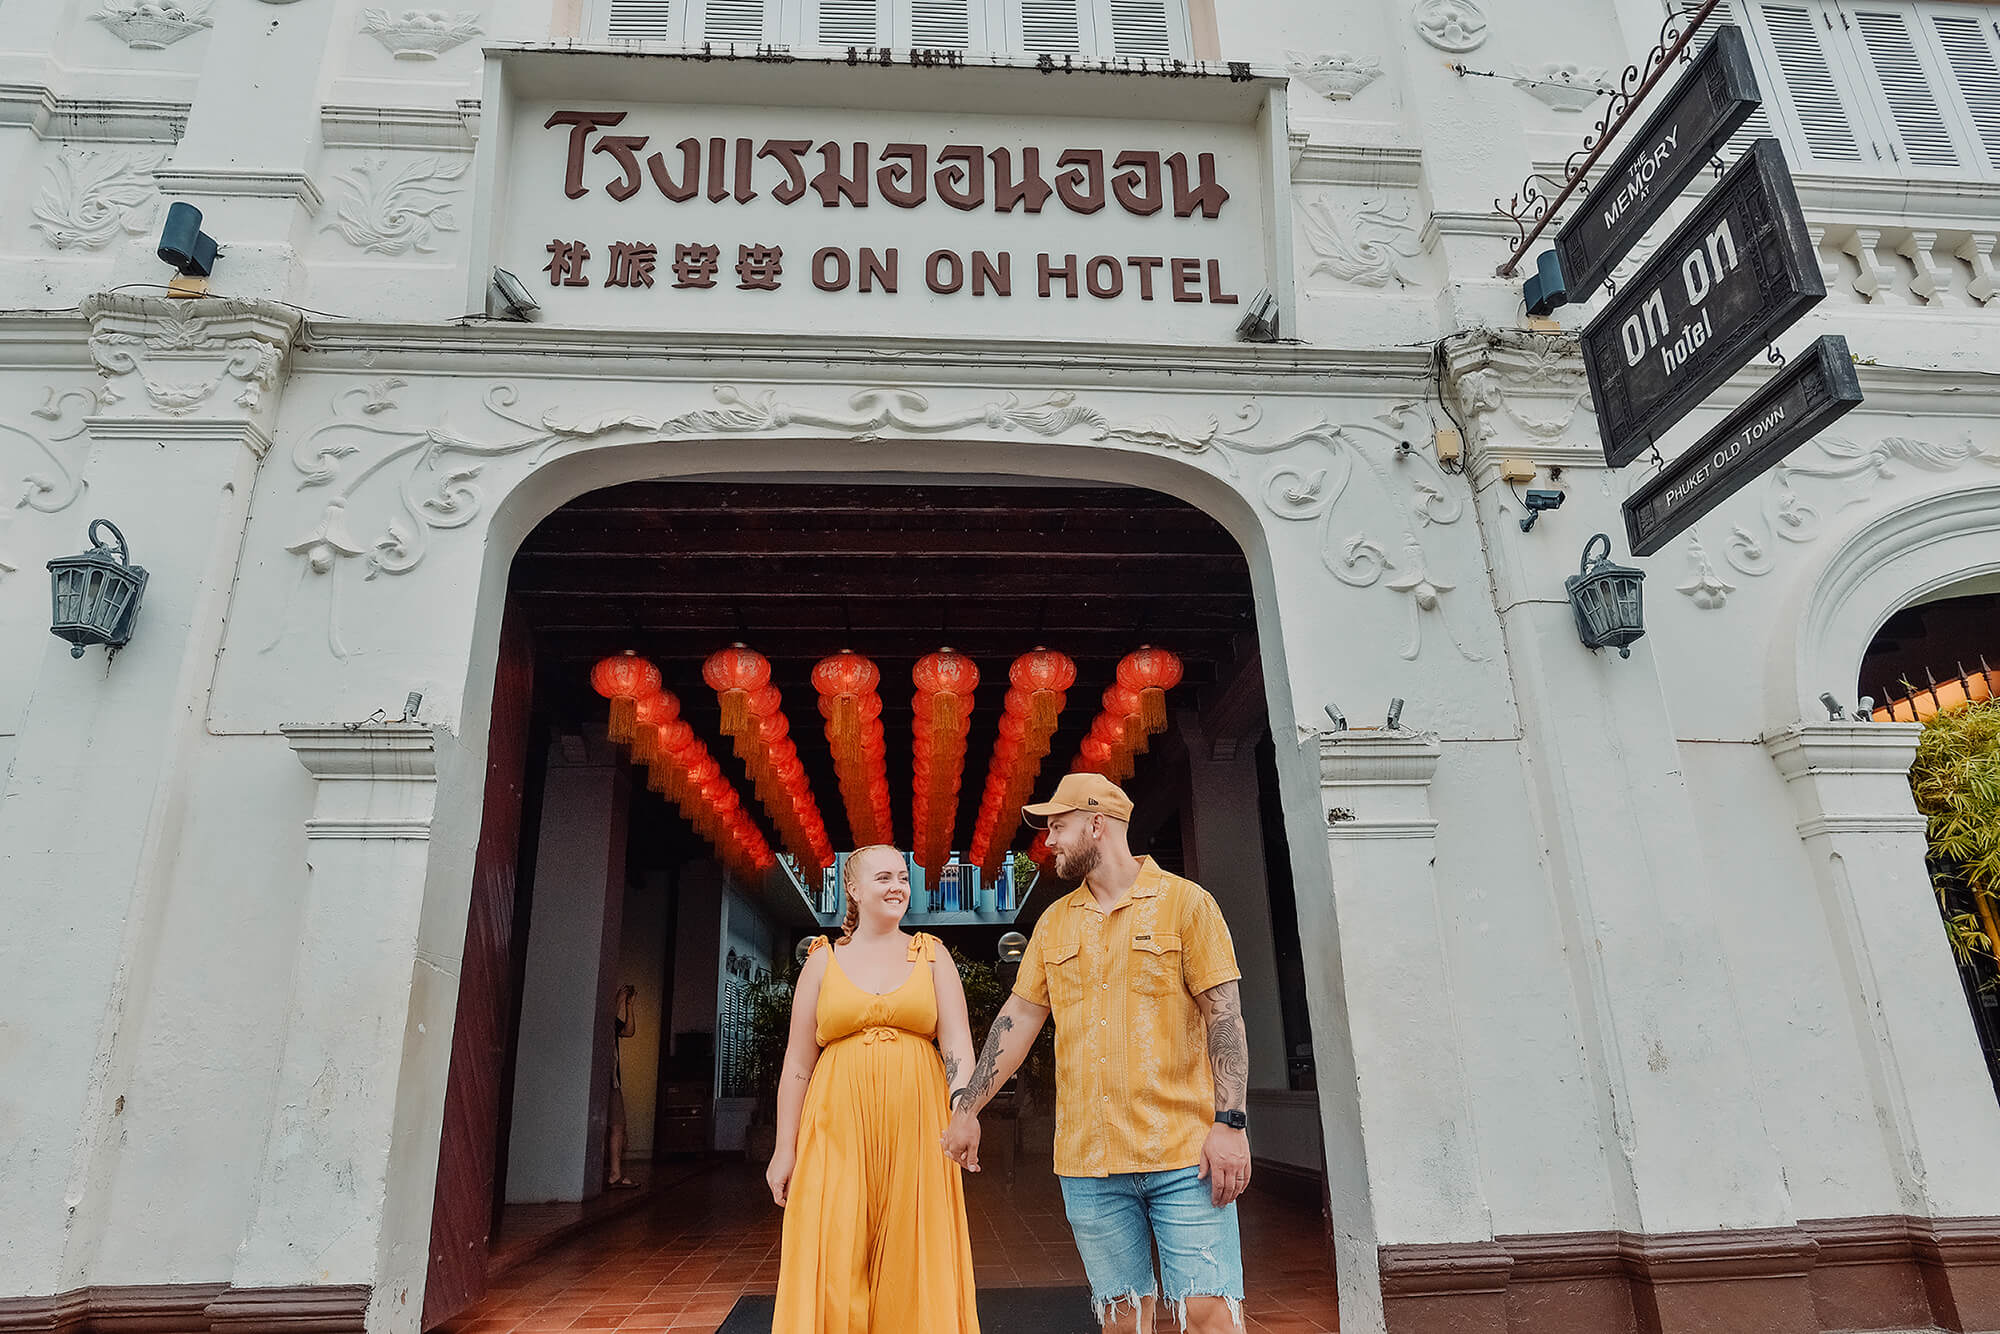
[1565, 533, 1646, 659]
[48, 520, 148, 660]
[997, 931, 1028, 963]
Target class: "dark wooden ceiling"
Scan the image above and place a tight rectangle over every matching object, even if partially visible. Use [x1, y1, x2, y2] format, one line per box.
[513, 480, 1259, 864]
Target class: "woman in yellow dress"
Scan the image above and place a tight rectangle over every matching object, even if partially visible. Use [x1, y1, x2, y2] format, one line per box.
[767, 844, 982, 1333]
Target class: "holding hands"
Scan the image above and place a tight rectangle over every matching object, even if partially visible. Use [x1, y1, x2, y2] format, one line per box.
[940, 1107, 982, 1173]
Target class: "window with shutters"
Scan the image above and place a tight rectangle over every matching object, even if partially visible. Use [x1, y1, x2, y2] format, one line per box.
[595, 0, 1190, 60]
[1680, 0, 2000, 180]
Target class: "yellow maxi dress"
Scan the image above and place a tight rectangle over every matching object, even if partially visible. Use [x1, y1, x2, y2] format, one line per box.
[773, 932, 981, 1334]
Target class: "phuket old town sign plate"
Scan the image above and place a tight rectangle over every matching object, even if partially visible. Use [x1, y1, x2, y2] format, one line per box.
[1622, 334, 1863, 557]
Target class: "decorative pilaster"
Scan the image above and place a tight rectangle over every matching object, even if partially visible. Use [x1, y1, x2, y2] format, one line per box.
[1764, 723, 2000, 1241]
[233, 727, 439, 1292]
[1319, 729, 1492, 1249]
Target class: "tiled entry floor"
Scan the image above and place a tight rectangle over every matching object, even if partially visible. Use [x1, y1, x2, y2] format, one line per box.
[440, 1159, 1339, 1334]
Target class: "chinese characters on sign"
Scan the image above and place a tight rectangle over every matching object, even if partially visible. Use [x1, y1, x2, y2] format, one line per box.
[530, 112, 1244, 307]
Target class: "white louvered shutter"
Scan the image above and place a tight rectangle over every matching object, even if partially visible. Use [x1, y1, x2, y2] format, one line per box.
[1921, 4, 2000, 172]
[607, 0, 679, 40]
[1746, 1, 1872, 164]
[701, 0, 767, 43]
[817, 0, 882, 45]
[1678, 0, 1779, 159]
[908, 0, 974, 48]
[1019, 0, 1084, 53]
[1849, 6, 1963, 168]
[1106, 0, 1174, 59]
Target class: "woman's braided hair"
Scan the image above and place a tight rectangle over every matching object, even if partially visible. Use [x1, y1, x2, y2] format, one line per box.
[836, 844, 902, 945]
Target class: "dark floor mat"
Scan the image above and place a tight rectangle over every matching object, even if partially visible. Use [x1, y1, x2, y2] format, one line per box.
[715, 1285, 1097, 1333]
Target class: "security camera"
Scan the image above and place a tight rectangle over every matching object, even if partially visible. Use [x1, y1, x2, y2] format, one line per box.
[1324, 703, 1347, 730]
[1519, 488, 1566, 533]
[157, 201, 218, 278]
[491, 267, 541, 321]
[1235, 290, 1279, 343]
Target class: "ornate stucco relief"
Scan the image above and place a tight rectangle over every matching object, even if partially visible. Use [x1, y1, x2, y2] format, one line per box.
[322, 155, 470, 255]
[1675, 535, 1735, 609]
[1720, 433, 2000, 580]
[1286, 51, 1384, 101]
[360, 9, 484, 60]
[32, 148, 164, 251]
[1512, 63, 1611, 113]
[1413, 0, 1488, 52]
[1296, 194, 1426, 289]
[90, 1, 214, 50]
[84, 295, 301, 420]
[0, 389, 99, 579]
[277, 382, 1478, 662]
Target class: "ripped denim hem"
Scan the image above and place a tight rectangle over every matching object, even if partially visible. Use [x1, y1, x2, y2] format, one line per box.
[1088, 1287, 1157, 1328]
[1164, 1291, 1246, 1332]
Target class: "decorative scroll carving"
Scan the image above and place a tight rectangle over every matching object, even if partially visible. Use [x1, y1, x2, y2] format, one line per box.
[1286, 51, 1384, 101]
[31, 147, 163, 250]
[360, 8, 483, 60]
[0, 389, 98, 578]
[1719, 433, 2000, 578]
[1414, 0, 1489, 51]
[282, 384, 1478, 662]
[83, 294, 300, 421]
[1297, 196, 1425, 289]
[322, 155, 469, 255]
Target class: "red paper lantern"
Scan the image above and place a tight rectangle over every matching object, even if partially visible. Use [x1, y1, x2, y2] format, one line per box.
[592, 652, 662, 742]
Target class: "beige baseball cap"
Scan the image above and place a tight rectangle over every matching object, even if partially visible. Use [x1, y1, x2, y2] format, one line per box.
[1023, 772, 1134, 826]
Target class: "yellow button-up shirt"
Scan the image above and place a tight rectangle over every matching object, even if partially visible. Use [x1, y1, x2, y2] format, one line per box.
[1011, 857, 1242, 1178]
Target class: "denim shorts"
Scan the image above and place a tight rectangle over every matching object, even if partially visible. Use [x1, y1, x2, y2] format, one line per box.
[1059, 1166, 1245, 1329]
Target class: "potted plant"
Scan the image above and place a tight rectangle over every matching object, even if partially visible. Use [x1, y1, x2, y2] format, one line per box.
[742, 964, 799, 1164]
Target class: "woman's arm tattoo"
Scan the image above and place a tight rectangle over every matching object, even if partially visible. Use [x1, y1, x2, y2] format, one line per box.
[963, 1015, 1014, 1104]
[943, 1052, 961, 1085]
[1203, 981, 1249, 1116]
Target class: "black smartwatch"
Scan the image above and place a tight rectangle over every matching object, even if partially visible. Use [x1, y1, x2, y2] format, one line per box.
[1215, 1109, 1247, 1130]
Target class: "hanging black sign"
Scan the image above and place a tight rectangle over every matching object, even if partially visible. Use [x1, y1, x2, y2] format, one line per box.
[1623, 335, 1863, 557]
[1556, 25, 1763, 304]
[1584, 138, 1823, 468]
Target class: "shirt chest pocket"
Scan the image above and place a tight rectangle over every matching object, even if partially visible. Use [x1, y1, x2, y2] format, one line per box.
[1129, 932, 1183, 997]
[1044, 938, 1085, 1010]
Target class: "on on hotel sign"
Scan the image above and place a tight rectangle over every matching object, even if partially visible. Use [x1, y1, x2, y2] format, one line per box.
[499, 92, 1273, 343]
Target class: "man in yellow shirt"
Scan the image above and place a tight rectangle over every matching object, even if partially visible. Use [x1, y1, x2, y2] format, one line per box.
[942, 773, 1252, 1334]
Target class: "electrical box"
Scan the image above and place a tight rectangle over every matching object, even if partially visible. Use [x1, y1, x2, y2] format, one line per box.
[1500, 458, 1538, 483]
[1435, 427, 1463, 464]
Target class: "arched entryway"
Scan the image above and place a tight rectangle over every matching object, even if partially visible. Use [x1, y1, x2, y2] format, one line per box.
[417, 462, 1347, 1332]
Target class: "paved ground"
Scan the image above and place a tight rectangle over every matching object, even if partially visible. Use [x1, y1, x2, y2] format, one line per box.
[440, 1157, 1340, 1333]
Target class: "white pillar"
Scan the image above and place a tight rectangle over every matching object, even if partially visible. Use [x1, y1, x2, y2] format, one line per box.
[1178, 712, 1287, 1091]
[231, 725, 440, 1301]
[1319, 730, 1491, 1247]
[504, 745, 629, 1203]
[1764, 722, 2000, 1220]
[0, 295, 297, 1296]
[138, 0, 342, 301]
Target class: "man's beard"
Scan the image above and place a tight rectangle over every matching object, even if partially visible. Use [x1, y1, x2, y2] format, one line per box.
[1053, 840, 1100, 882]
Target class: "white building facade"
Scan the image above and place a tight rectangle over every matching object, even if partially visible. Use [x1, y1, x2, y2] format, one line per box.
[4, 1, 2000, 1333]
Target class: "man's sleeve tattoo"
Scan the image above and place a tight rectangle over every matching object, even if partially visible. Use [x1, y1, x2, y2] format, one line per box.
[963, 1014, 1015, 1104]
[1205, 982, 1249, 1115]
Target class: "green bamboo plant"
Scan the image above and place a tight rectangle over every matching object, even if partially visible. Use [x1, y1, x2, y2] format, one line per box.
[1911, 699, 2000, 966]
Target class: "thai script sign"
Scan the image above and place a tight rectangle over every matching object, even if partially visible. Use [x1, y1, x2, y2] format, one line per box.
[502, 96, 1274, 342]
